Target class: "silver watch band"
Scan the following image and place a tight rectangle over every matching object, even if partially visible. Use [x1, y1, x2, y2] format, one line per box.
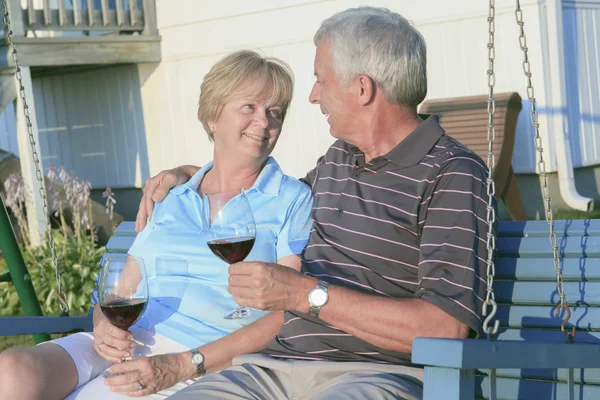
[308, 280, 329, 318]
[190, 348, 206, 377]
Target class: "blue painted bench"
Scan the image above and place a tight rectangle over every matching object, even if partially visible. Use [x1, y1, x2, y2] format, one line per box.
[413, 219, 600, 399]
[2, 220, 600, 399]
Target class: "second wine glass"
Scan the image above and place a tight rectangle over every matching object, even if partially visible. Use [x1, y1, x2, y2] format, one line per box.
[201, 189, 256, 320]
[98, 255, 148, 377]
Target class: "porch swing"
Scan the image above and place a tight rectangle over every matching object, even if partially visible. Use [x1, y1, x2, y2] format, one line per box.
[1, 1, 600, 399]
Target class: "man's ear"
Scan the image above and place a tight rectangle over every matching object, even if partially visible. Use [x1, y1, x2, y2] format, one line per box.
[357, 75, 376, 106]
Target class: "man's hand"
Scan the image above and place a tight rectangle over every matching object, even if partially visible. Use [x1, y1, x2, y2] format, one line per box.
[228, 262, 317, 312]
[135, 167, 196, 232]
[104, 352, 193, 397]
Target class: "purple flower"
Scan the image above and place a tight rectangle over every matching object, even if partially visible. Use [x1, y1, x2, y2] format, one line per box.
[102, 186, 116, 221]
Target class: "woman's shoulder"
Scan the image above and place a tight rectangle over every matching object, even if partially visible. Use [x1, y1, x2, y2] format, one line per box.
[279, 173, 312, 195]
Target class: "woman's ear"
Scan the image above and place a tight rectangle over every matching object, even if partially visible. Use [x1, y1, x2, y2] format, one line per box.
[208, 122, 216, 133]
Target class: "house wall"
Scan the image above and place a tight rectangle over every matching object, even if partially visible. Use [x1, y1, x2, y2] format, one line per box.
[2, 0, 600, 218]
[562, 0, 600, 169]
[139, 0, 552, 181]
[0, 65, 149, 189]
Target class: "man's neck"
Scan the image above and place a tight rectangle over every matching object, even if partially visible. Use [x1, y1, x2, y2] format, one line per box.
[352, 106, 421, 163]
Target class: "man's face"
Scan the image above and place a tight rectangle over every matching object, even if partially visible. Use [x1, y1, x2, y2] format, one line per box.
[309, 41, 356, 140]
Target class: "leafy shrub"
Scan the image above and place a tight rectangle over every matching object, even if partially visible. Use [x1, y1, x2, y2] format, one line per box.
[0, 167, 115, 317]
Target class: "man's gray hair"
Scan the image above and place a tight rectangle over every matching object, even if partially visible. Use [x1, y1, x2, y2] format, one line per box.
[314, 7, 427, 108]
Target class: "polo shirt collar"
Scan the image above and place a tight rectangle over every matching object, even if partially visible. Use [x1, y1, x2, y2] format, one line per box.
[170, 156, 283, 197]
[383, 114, 445, 167]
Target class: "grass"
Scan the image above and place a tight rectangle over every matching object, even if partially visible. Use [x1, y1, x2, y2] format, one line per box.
[553, 208, 600, 220]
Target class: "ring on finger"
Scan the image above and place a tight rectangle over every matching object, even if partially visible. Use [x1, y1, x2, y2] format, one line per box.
[97, 342, 105, 351]
[138, 381, 144, 391]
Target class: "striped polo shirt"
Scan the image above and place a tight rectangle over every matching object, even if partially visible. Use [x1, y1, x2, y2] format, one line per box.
[262, 114, 495, 365]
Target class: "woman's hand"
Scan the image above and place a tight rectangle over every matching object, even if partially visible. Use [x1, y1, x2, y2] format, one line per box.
[103, 352, 193, 397]
[93, 318, 136, 363]
[94, 319, 136, 363]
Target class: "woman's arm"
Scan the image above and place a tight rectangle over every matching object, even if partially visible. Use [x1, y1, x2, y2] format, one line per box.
[104, 256, 301, 394]
[177, 254, 300, 377]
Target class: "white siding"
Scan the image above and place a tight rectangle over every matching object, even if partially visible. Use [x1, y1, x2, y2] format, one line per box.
[33, 65, 147, 188]
[139, 0, 551, 180]
[563, 1, 600, 168]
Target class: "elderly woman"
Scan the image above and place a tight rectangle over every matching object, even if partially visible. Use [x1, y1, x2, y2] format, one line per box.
[0, 50, 313, 400]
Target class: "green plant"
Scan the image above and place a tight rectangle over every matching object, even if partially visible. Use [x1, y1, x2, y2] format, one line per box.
[1, 167, 114, 318]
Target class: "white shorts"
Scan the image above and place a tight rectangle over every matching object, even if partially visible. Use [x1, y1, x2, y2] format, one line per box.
[50, 326, 201, 399]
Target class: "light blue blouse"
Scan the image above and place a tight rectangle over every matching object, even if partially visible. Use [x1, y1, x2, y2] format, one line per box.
[126, 157, 313, 349]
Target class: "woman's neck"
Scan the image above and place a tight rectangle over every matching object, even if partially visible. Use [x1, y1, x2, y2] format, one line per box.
[200, 154, 265, 194]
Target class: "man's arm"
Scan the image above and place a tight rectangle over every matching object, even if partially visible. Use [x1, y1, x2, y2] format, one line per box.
[135, 165, 200, 231]
[230, 265, 468, 354]
[229, 156, 490, 354]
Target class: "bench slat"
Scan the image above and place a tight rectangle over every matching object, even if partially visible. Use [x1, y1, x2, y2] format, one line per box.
[476, 376, 600, 400]
[497, 305, 600, 329]
[494, 281, 600, 305]
[499, 220, 600, 238]
[492, 367, 600, 385]
[106, 235, 136, 253]
[495, 257, 600, 281]
[0, 316, 93, 336]
[114, 221, 137, 236]
[496, 328, 600, 343]
[497, 236, 600, 258]
[413, 338, 600, 369]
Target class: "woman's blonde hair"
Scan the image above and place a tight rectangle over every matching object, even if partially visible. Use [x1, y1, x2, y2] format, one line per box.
[197, 50, 295, 140]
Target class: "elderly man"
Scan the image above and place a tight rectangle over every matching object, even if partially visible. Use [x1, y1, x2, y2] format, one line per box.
[137, 6, 494, 400]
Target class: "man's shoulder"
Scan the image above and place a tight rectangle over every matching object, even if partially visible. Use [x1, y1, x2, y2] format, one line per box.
[431, 135, 488, 177]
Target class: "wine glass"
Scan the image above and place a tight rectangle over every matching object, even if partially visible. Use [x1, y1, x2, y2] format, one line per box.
[201, 189, 256, 319]
[98, 255, 148, 358]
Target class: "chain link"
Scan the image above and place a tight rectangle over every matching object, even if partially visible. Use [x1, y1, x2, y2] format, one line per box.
[482, 0, 500, 339]
[2, 0, 70, 315]
[514, 0, 572, 341]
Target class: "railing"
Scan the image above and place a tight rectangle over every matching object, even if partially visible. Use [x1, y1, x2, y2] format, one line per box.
[4, 0, 157, 35]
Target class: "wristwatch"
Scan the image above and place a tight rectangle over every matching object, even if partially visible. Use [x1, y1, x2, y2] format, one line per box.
[308, 280, 329, 318]
[190, 348, 206, 377]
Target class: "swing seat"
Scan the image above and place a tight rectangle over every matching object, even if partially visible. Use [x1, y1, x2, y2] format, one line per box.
[3, 219, 600, 400]
[413, 219, 600, 400]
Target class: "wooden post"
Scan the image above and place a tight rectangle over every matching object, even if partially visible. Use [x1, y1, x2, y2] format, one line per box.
[5, 0, 25, 35]
[142, 0, 157, 35]
[115, 0, 124, 26]
[43, 0, 51, 26]
[58, 0, 66, 26]
[422, 367, 475, 400]
[14, 67, 46, 247]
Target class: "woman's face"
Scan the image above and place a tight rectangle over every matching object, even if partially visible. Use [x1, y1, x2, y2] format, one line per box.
[211, 80, 284, 163]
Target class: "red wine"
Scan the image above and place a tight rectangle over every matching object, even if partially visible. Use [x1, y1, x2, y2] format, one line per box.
[207, 237, 255, 263]
[100, 298, 147, 329]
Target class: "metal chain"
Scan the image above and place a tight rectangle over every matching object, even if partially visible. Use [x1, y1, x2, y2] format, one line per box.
[514, 0, 572, 341]
[1, 0, 70, 315]
[482, 0, 500, 340]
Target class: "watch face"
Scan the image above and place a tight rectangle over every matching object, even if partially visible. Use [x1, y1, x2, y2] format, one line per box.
[192, 352, 204, 365]
[309, 288, 328, 306]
